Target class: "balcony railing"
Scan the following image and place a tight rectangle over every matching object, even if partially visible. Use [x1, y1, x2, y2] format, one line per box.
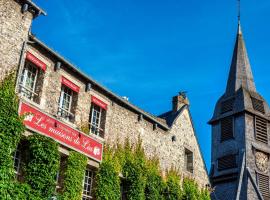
[18, 84, 38, 101]
[57, 107, 74, 121]
[89, 123, 104, 138]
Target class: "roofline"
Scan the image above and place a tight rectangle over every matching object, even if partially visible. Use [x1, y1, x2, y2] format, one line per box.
[29, 35, 169, 130]
[20, 0, 47, 16]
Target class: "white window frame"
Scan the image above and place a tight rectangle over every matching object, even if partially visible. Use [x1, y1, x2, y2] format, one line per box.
[82, 168, 95, 200]
[19, 62, 38, 100]
[89, 104, 103, 137]
[58, 86, 74, 121]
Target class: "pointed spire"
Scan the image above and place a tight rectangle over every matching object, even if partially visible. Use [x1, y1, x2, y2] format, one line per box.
[225, 24, 256, 96]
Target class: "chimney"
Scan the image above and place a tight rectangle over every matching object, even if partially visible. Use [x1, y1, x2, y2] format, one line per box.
[172, 92, 189, 112]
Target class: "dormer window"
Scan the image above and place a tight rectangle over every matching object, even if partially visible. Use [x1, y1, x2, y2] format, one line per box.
[58, 76, 79, 122]
[89, 96, 107, 138]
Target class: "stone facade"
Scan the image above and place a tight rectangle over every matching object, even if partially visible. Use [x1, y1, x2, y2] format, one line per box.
[0, 0, 34, 80]
[0, 0, 209, 188]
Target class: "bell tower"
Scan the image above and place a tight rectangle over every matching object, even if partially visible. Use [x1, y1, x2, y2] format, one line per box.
[209, 22, 270, 200]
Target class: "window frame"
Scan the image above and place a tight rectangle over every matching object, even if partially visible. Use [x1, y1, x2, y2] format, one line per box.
[58, 85, 74, 121]
[89, 104, 104, 137]
[19, 62, 39, 101]
[82, 168, 95, 200]
[184, 148, 194, 174]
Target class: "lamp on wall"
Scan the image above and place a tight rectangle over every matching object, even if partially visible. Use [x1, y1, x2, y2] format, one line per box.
[55, 61, 61, 71]
[22, 4, 29, 14]
[153, 123, 157, 130]
[138, 114, 143, 121]
[86, 83, 91, 92]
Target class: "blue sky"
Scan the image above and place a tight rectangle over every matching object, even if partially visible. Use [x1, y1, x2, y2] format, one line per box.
[33, 0, 270, 170]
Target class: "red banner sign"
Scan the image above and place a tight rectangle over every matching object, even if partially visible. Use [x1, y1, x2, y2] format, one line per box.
[91, 96, 108, 110]
[19, 102, 103, 162]
[61, 76, 80, 93]
[26, 52, 47, 71]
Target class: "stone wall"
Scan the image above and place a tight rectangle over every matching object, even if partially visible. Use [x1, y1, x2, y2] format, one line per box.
[0, 0, 33, 80]
[0, 0, 209, 187]
[20, 43, 209, 186]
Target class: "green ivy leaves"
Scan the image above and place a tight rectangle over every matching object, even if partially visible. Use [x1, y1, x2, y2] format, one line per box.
[60, 151, 87, 200]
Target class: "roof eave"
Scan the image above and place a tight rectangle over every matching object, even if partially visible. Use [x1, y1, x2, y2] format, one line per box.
[22, 0, 47, 17]
[29, 35, 169, 131]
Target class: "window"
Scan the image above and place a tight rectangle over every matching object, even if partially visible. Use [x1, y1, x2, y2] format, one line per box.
[220, 117, 234, 142]
[218, 154, 237, 171]
[82, 168, 95, 200]
[257, 173, 270, 200]
[19, 62, 38, 101]
[121, 179, 128, 200]
[58, 86, 75, 121]
[255, 116, 268, 144]
[185, 149, 193, 173]
[55, 155, 67, 193]
[14, 145, 22, 177]
[251, 97, 265, 114]
[89, 104, 106, 138]
[221, 98, 234, 113]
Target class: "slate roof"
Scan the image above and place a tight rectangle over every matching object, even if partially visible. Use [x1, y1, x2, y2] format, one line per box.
[209, 23, 270, 123]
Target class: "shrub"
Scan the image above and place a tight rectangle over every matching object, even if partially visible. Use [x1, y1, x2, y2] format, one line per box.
[123, 138, 146, 200]
[182, 178, 200, 200]
[145, 158, 165, 200]
[164, 169, 182, 200]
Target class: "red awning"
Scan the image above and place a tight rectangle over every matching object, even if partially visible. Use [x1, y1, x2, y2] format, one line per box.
[61, 76, 80, 93]
[91, 96, 108, 110]
[26, 52, 47, 71]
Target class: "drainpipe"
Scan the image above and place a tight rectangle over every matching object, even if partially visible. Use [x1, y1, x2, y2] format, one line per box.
[15, 40, 27, 93]
[15, 25, 36, 93]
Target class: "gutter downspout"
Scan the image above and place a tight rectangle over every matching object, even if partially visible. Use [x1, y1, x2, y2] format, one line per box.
[15, 40, 27, 93]
[15, 25, 36, 93]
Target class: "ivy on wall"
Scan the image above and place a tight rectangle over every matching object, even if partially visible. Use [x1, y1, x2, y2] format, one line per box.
[144, 158, 165, 200]
[0, 74, 25, 182]
[95, 137, 211, 200]
[95, 146, 121, 200]
[164, 169, 182, 200]
[26, 134, 60, 198]
[60, 151, 88, 200]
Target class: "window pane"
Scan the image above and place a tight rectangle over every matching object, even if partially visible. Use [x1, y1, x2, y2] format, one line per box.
[90, 105, 101, 136]
[20, 63, 38, 100]
[82, 169, 95, 200]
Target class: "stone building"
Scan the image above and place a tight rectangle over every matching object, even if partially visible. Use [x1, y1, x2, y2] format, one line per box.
[0, 0, 209, 199]
[210, 23, 270, 200]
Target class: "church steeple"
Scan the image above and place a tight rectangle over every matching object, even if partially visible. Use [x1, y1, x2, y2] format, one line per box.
[210, 8, 270, 199]
[225, 23, 256, 96]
